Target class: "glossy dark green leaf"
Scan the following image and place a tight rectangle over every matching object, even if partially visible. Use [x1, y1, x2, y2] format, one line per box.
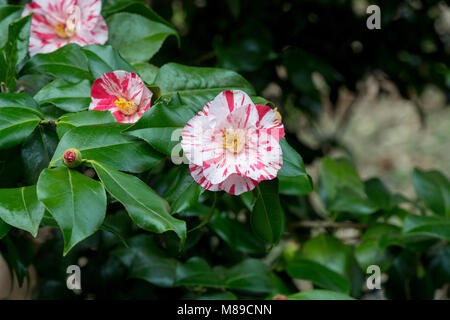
[124, 99, 196, 155]
[224, 258, 274, 293]
[154, 63, 255, 110]
[133, 62, 159, 84]
[286, 258, 351, 293]
[114, 234, 178, 287]
[163, 165, 202, 214]
[0, 92, 41, 112]
[34, 79, 91, 112]
[0, 185, 45, 236]
[278, 138, 307, 176]
[0, 5, 22, 47]
[176, 257, 224, 287]
[413, 168, 450, 216]
[364, 177, 393, 211]
[209, 211, 266, 254]
[403, 214, 450, 240]
[0, 14, 32, 91]
[0, 107, 41, 150]
[320, 157, 364, 199]
[21, 125, 58, 184]
[92, 161, 186, 246]
[288, 290, 354, 300]
[301, 234, 353, 278]
[20, 44, 92, 82]
[56, 110, 117, 138]
[251, 180, 284, 244]
[279, 175, 313, 196]
[36, 167, 107, 255]
[82, 44, 137, 79]
[355, 224, 402, 270]
[101, 1, 177, 31]
[50, 125, 162, 173]
[107, 12, 177, 63]
[328, 187, 378, 215]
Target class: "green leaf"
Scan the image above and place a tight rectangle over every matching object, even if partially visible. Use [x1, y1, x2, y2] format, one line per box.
[355, 224, 402, 270]
[36, 167, 107, 255]
[102, 1, 177, 31]
[209, 211, 266, 255]
[0, 185, 45, 236]
[0, 5, 23, 47]
[0, 14, 32, 91]
[56, 110, 116, 138]
[133, 62, 159, 84]
[50, 125, 162, 173]
[225, 259, 274, 293]
[92, 161, 186, 246]
[286, 258, 351, 293]
[21, 126, 58, 184]
[301, 234, 353, 278]
[0, 92, 41, 112]
[320, 157, 364, 199]
[0, 217, 11, 239]
[107, 12, 177, 63]
[403, 214, 450, 240]
[328, 187, 378, 215]
[20, 44, 92, 83]
[163, 165, 202, 214]
[82, 44, 137, 79]
[364, 177, 393, 211]
[278, 139, 307, 177]
[288, 290, 354, 300]
[413, 168, 450, 216]
[251, 180, 284, 244]
[176, 257, 224, 287]
[154, 63, 255, 110]
[34, 79, 91, 112]
[279, 175, 313, 196]
[114, 234, 178, 287]
[124, 99, 196, 155]
[0, 107, 41, 150]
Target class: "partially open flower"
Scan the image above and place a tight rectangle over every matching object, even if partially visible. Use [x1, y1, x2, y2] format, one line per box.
[22, 0, 108, 56]
[89, 71, 153, 123]
[62, 148, 82, 168]
[181, 90, 285, 195]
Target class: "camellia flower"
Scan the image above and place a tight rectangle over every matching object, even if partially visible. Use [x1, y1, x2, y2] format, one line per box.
[89, 71, 153, 124]
[181, 90, 285, 195]
[22, 0, 108, 56]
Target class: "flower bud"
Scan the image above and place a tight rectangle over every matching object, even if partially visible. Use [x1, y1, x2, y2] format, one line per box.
[62, 148, 83, 168]
[273, 294, 289, 300]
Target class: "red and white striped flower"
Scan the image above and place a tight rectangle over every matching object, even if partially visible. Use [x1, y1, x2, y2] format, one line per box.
[181, 90, 284, 195]
[22, 0, 108, 56]
[89, 71, 152, 124]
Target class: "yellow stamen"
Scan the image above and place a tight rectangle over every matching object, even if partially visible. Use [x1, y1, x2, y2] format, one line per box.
[223, 129, 244, 154]
[115, 98, 138, 116]
[54, 6, 80, 38]
[274, 107, 282, 123]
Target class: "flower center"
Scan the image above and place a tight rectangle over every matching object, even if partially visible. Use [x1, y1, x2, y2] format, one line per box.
[55, 6, 80, 38]
[115, 98, 138, 116]
[223, 129, 245, 154]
